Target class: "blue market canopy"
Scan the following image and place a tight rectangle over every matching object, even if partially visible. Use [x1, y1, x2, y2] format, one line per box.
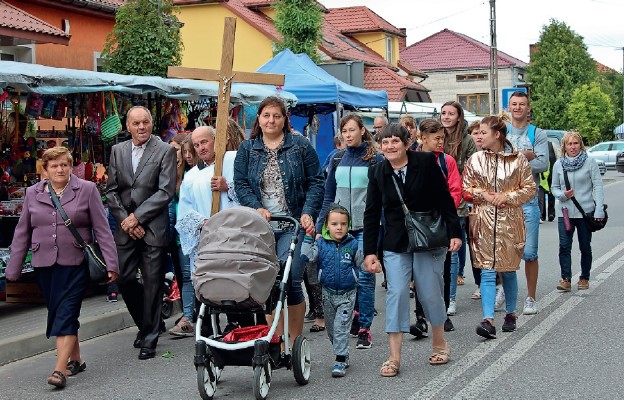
[257, 49, 387, 110]
[615, 123, 624, 135]
[0, 61, 297, 105]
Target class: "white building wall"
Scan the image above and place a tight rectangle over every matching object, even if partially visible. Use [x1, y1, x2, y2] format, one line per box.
[422, 67, 525, 114]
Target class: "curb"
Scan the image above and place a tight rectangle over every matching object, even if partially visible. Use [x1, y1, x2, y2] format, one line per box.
[0, 308, 133, 366]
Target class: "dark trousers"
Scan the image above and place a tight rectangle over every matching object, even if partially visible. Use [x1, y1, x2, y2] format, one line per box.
[558, 217, 593, 280]
[117, 240, 166, 349]
[539, 187, 555, 221]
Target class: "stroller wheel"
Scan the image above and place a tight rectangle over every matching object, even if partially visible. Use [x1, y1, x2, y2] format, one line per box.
[292, 335, 311, 385]
[253, 362, 271, 400]
[197, 358, 217, 400]
[161, 301, 172, 320]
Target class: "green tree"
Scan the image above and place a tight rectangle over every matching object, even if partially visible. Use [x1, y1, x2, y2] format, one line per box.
[102, 0, 183, 77]
[598, 69, 623, 129]
[273, 0, 323, 62]
[527, 20, 596, 129]
[566, 82, 615, 144]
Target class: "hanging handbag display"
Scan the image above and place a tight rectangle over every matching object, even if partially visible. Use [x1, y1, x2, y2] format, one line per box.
[562, 170, 608, 232]
[100, 92, 122, 142]
[47, 181, 109, 284]
[391, 173, 448, 252]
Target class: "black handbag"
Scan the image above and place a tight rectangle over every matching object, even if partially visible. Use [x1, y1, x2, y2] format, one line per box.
[48, 181, 109, 284]
[391, 173, 448, 252]
[563, 170, 608, 232]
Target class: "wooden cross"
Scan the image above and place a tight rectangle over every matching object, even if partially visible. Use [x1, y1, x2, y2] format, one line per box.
[168, 17, 285, 215]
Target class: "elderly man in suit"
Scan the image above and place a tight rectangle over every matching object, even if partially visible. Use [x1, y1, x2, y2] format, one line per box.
[105, 106, 177, 360]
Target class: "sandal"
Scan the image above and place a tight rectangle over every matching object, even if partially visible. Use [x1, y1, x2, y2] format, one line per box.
[380, 360, 400, 377]
[47, 371, 67, 388]
[309, 324, 325, 332]
[429, 346, 451, 365]
[66, 360, 87, 376]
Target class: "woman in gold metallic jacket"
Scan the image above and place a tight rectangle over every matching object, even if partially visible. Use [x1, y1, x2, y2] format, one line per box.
[462, 116, 536, 339]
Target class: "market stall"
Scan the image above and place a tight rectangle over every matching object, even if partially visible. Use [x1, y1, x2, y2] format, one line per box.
[256, 49, 388, 162]
[0, 61, 297, 302]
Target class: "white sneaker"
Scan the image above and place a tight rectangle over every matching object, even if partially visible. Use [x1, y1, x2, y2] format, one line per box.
[471, 287, 481, 299]
[523, 297, 538, 315]
[494, 285, 505, 311]
[447, 300, 456, 316]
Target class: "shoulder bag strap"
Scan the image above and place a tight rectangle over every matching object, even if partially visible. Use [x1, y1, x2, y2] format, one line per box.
[562, 170, 588, 217]
[47, 181, 87, 247]
[390, 173, 410, 217]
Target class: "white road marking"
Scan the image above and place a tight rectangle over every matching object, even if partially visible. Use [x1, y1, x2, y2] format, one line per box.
[408, 241, 624, 400]
[454, 256, 624, 399]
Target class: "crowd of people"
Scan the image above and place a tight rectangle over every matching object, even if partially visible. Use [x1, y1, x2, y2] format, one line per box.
[4, 91, 605, 388]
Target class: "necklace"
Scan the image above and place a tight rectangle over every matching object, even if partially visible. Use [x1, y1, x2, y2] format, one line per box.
[263, 135, 284, 146]
[50, 177, 71, 197]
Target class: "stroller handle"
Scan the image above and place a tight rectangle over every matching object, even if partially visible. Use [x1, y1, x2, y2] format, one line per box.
[270, 215, 301, 234]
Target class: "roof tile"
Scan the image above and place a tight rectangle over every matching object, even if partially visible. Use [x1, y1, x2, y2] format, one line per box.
[0, 1, 70, 39]
[364, 67, 429, 101]
[400, 28, 527, 71]
[325, 6, 404, 36]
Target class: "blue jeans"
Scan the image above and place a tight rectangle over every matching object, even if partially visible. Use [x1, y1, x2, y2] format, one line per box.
[449, 251, 459, 301]
[178, 246, 194, 319]
[522, 196, 540, 261]
[457, 217, 467, 278]
[558, 217, 592, 280]
[481, 269, 518, 319]
[352, 230, 375, 330]
[275, 229, 305, 306]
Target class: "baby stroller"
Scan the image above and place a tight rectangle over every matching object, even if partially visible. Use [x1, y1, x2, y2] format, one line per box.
[192, 206, 311, 400]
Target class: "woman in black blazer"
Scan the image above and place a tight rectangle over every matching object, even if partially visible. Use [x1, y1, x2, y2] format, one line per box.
[363, 124, 462, 377]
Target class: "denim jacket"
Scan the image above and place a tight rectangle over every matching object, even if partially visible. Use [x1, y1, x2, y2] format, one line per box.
[233, 131, 324, 220]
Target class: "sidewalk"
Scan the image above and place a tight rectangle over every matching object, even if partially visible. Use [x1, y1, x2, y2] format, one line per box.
[0, 294, 134, 366]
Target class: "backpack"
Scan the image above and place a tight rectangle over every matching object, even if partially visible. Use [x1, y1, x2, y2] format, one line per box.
[506, 123, 536, 146]
[332, 148, 378, 170]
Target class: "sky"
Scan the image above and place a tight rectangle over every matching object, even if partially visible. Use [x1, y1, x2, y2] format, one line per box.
[318, 0, 624, 71]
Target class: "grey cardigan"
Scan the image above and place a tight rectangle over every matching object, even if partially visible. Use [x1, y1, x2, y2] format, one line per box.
[550, 155, 605, 219]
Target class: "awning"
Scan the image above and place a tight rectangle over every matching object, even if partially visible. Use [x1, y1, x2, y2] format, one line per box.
[0, 61, 297, 105]
[614, 123, 624, 135]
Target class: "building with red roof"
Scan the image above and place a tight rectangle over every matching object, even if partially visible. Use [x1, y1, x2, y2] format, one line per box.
[400, 28, 528, 115]
[174, 0, 430, 101]
[1, 0, 121, 70]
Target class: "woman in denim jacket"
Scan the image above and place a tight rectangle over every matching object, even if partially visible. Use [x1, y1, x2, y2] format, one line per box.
[234, 96, 324, 342]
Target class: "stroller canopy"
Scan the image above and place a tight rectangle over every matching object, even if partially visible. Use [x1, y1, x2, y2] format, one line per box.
[193, 207, 279, 307]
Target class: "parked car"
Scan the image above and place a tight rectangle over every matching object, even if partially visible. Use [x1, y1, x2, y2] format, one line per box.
[544, 130, 565, 144]
[616, 151, 624, 173]
[596, 159, 607, 175]
[587, 141, 624, 168]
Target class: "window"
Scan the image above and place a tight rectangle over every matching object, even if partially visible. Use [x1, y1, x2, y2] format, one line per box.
[457, 93, 489, 115]
[592, 143, 609, 151]
[385, 36, 393, 63]
[612, 143, 624, 151]
[456, 73, 488, 82]
[94, 51, 104, 72]
[1, 53, 15, 61]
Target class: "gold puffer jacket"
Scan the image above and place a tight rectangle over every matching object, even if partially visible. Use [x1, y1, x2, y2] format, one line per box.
[462, 147, 536, 272]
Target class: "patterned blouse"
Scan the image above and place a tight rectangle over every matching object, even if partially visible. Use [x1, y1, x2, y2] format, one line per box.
[260, 142, 289, 217]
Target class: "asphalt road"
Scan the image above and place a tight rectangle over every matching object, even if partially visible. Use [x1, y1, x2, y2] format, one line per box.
[2, 170, 623, 400]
